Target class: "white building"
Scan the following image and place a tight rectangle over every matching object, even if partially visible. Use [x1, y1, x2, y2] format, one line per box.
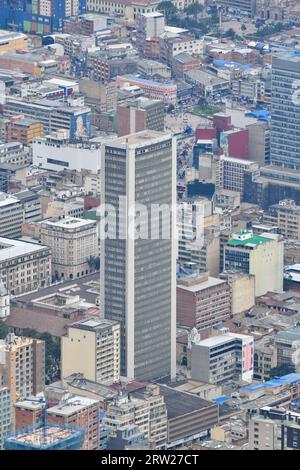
[192, 332, 254, 384]
[0, 192, 24, 239]
[0, 284, 9, 320]
[40, 216, 98, 281]
[32, 131, 101, 173]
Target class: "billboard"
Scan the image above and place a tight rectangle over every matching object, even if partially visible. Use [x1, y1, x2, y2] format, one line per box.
[70, 112, 91, 141]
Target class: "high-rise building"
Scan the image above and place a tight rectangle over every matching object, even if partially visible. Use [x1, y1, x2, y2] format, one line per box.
[271, 52, 300, 170]
[61, 317, 120, 384]
[101, 130, 176, 381]
[224, 230, 284, 296]
[0, 0, 86, 33]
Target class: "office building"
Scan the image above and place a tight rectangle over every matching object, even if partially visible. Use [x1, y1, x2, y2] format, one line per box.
[264, 199, 300, 240]
[0, 142, 29, 166]
[136, 12, 165, 55]
[15, 190, 42, 223]
[101, 130, 176, 381]
[47, 395, 100, 450]
[0, 192, 24, 239]
[0, 0, 86, 33]
[191, 332, 254, 385]
[219, 0, 256, 16]
[0, 238, 51, 295]
[220, 271, 255, 316]
[249, 406, 300, 450]
[61, 317, 120, 384]
[224, 230, 284, 296]
[216, 155, 259, 195]
[0, 387, 10, 450]
[32, 131, 101, 173]
[177, 272, 231, 331]
[40, 217, 98, 281]
[253, 337, 277, 381]
[117, 97, 164, 137]
[271, 52, 300, 170]
[0, 334, 45, 416]
[4, 98, 91, 140]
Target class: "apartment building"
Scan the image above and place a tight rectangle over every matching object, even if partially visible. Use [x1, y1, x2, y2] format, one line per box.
[15, 190, 42, 223]
[0, 142, 29, 166]
[7, 118, 43, 145]
[0, 334, 45, 417]
[0, 192, 24, 239]
[191, 332, 254, 384]
[177, 272, 231, 331]
[253, 337, 277, 381]
[40, 217, 98, 280]
[47, 395, 100, 450]
[224, 230, 284, 296]
[0, 387, 10, 450]
[264, 199, 300, 240]
[0, 238, 51, 295]
[61, 317, 120, 384]
[249, 406, 300, 450]
[104, 385, 168, 449]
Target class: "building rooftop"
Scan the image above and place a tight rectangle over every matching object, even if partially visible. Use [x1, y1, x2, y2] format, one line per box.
[41, 216, 96, 230]
[107, 130, 172, 148]
[69, 317, 119, 332]
[228, 230, 273, 247]
[0, 237, 49, 262]
[47, 395, 99, 417]
[177, 275, 226, 293]
[158, 385, 217, 419]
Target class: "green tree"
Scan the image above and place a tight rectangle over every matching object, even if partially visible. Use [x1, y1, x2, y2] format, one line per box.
[157, 1, 178, 22]
[184, 2, 204, 17]
[241, 23, 247, 31]
[0, 320, 8, 339]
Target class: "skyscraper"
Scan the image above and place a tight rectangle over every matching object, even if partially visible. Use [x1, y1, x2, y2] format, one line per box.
[101, 130, 176, 381]
[271, 52, 300, 170]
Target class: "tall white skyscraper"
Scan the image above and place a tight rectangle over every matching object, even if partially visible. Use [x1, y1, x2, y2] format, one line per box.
[101, 130, 176, 381]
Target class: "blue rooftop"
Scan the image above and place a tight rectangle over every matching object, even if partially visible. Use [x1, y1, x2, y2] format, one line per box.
[245, 109, 270, 122]
[127, 75, 175, 88]
[213, 59, 252, 70]
[213, 396, 231, 404]
[241, 373, 300, 392]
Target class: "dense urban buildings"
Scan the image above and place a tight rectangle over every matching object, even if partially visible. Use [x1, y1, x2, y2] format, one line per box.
[0, 0, 299, 453]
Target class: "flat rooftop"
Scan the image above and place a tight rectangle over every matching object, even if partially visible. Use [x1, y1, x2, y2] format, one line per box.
[158, 385, 217, 419]
[107, 130, 172, 148]
[69, 316, 118, 332]
[0, 237, 49, 262]
[42, 216, 96, 229]
[177, 276, 226, 293]
[47, 395, 98, 417]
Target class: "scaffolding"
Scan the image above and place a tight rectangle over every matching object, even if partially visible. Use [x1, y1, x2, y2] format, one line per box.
[4, 423, 84, 450]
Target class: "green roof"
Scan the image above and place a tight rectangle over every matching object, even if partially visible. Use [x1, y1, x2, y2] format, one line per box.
[228, 232, 271, 247]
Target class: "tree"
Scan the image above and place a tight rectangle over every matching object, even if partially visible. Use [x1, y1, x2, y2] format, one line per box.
[184, 2, 204, 17]
[157, 1, 178, 22]
[167, 104, 175, 113]
[241, 23, 247, 31]
[269, 363, 295, 378]
[0, 320, 8, 339]
[224, 28, 237, 40]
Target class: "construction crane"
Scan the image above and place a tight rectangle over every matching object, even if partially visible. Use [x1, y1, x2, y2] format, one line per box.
[16, 395, 48, 446]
